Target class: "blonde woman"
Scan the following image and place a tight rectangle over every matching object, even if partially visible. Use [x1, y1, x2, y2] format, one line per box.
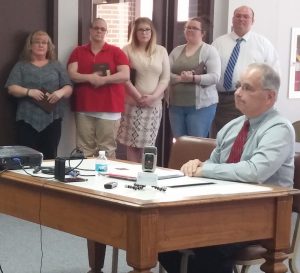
[118, 17, 170, 162]
[5, 30, 72, 159]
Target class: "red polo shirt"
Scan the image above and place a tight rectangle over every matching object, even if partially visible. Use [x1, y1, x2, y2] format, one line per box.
[68, 42, 129, 112]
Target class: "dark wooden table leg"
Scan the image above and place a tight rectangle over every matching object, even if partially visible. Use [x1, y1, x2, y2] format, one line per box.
[261, 250, 288, 273]
[87, 240, 106, 273]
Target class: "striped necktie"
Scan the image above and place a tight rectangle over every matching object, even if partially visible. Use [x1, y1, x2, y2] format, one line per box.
[223, 38, 243, 91]
[227, 120, 250, 163]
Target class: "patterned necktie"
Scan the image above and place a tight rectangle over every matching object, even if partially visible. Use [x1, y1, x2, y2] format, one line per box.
[227, 120, 250, 163]
[223, 38, 243, 91]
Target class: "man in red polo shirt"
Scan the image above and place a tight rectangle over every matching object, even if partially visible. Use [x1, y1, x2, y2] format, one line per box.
[68, 17, 129, 159]
[68, 18, 129, 273]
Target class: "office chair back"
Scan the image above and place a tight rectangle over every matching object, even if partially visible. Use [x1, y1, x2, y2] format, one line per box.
[293, 121, 300, 143]
[290, 153, 300, 273]
[294, 153, 300, 213]
[168, 136, 216, 170]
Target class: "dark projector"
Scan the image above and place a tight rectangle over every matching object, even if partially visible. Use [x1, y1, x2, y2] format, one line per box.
[0, 146, 43, 170]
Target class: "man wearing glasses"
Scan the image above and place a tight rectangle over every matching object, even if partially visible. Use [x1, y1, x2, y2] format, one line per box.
[67, 18, 129, 273]
[159, 63, 294, 273]
[211, 5, 280, 137]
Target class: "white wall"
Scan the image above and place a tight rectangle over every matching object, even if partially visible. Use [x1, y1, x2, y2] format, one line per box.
[57, 0, 78, 156]
[212, 0, 228, 40]
[214, 0, 300, 123]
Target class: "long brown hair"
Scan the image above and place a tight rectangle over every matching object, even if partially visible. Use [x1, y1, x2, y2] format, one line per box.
[129, 17, 157, 55]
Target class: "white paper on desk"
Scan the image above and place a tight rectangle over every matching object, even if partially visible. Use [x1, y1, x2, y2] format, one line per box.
[71, 175, 272, 202]
[106, 161, 184, 181]
[159, 177, 272, 198]
[157, 176, 214, 187]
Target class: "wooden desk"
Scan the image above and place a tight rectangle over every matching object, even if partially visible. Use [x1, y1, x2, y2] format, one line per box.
[0, 169, 299, 273]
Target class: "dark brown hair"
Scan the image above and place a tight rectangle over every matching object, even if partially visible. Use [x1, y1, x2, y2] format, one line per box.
[187, 15, 212, 37]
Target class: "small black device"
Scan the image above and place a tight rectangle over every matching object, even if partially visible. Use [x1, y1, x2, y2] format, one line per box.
[64, 177, 87, 183]
[37, 166, 73, 175]
[104, 181, 118, 189]
[54, 157, 66, 181]
[142, 146, 157, 172]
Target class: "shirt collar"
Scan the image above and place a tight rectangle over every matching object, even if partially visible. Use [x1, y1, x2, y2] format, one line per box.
[86, 42, 108, 53]
[247, 108, 276, 128]
[231, 30, 252, 42]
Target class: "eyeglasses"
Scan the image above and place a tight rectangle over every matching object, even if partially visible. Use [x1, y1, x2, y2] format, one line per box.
[31, 41, 48, 46]
[184, 26, 202, 32]
[235, 81, 271, 92]
[91, 27, 107, 32]
[137, 28, 151, 33]
[234, 14, 253, 20]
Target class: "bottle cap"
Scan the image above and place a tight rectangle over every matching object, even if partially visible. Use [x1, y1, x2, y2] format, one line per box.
[99, 150, 106, 156]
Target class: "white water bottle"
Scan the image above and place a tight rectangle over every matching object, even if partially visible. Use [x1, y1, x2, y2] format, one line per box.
[95, 150, 108, 176]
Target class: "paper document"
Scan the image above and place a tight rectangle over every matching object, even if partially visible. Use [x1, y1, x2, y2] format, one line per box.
[107, 161, 184, 181]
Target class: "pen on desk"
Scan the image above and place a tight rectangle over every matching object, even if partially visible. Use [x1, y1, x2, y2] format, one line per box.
[168, 182, 214, 188]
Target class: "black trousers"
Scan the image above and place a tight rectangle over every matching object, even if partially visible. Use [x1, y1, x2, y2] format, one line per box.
[158, 243, 246, 273]
[16, 119, 62, 160]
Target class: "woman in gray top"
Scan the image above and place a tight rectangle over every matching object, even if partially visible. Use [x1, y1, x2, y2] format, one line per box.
[5, 30, 72, 159]
[168, 16, 221, 138]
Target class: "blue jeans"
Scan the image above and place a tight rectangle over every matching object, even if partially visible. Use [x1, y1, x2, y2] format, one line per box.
[169, 104, 217, 138]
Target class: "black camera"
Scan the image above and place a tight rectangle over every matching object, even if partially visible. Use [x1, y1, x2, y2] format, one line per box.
[142, 146, 157, 172]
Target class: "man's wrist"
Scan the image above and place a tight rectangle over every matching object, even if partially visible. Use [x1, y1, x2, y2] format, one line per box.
[194, 166, 202, 177]
[26, 88, 31, 97]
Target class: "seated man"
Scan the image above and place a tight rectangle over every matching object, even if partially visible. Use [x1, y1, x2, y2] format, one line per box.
[159, 63, 295, 273]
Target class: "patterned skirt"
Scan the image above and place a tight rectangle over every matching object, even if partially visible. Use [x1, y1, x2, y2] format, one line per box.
[118, 103, 162, 148]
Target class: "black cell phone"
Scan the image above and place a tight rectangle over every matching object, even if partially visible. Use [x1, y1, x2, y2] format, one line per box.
[104, 181, 118, 189]
[142, 146, 157, 172]
[63, 177, 87, 183]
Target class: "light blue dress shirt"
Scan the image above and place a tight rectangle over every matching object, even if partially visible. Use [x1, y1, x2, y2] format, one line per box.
[202, 108, 295, 187]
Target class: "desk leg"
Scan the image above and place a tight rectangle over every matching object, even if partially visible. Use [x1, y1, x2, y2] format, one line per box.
[126, 210, 158, 273]
[87, 240, 106, 273]
[261, 196, 292, 273]
[261, 250, 288, 273]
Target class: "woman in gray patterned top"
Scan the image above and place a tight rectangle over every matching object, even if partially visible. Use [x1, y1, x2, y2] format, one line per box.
[5, 30, 72, 159]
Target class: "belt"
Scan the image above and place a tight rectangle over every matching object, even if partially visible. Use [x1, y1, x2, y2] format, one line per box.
[218, 90, 236, 96]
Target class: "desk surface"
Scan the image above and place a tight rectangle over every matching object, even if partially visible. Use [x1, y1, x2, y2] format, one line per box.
[8, 159, 291, 205]
[0, 159, 299, 273]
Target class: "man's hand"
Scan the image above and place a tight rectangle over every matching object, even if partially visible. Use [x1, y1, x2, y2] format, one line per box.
[89, 73, 107, 87]
[180, 159, 203, 177]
